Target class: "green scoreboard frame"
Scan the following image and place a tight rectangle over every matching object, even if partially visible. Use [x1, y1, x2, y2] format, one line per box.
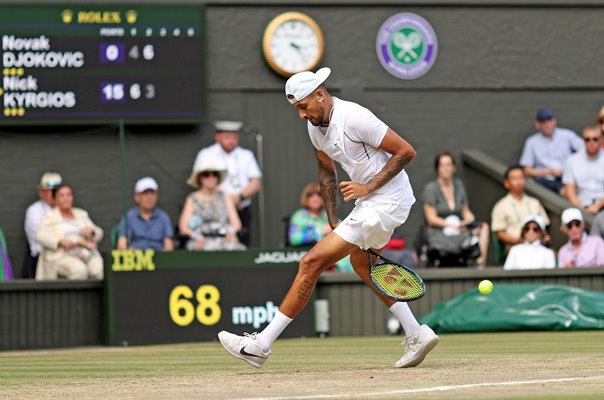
[0, 4, 206, 124]
[105, 249, 314, 345]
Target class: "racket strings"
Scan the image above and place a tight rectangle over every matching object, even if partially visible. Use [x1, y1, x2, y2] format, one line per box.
[371, 263, 424, 299]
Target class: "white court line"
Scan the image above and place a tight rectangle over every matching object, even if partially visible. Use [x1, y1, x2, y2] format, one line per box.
[236, 375, 604, 400]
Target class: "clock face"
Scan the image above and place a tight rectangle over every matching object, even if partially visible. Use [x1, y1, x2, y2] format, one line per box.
[263, 12, 324, 77]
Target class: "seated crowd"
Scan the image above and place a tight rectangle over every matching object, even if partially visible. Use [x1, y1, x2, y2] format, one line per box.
[17, 120, 260, 281]
[417, 106, 604, 269]
[6, 108, 604, 281]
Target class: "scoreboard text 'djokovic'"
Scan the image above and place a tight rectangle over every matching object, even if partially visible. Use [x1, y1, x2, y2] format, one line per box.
[0, 5, 205, 124]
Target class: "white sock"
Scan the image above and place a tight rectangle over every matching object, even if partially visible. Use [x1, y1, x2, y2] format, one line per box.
[389, 302, 420, 337]
[256, 311, 293, 353]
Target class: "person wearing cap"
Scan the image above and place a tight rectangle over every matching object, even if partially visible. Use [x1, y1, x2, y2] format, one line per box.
[491, 165, 550, 256]
[519, 107, 583, 193]
[36, 184, 104, 280]
[503, 215, 555, 270]
[179, 159, 245, 251]
[117, 177, 174, 251]
[23, 172, 63, 278]
[219, 67, 438, 370]
[558, 207, 604, 268]
[562, 125, 604, 215]
[191, 120, 262, 247]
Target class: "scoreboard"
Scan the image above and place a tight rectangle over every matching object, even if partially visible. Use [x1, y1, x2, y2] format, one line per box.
[0, 5, 205, 124]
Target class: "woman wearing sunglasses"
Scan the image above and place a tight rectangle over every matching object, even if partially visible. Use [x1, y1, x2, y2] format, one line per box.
[179, 159, 245, 251]
[558, 207, 604, 268]
[503, 215, 555, 270]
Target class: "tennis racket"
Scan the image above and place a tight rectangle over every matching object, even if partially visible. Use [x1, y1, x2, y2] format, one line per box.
[366, 248, 426, 302]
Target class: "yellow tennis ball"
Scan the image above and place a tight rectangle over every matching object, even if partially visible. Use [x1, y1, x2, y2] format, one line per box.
[478, 279, 493, 295]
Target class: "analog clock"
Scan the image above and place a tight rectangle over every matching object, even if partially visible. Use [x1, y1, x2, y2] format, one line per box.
[262, 12, 325, 77]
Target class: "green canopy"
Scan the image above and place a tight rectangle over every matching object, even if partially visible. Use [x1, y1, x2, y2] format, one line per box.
[420, 284, 604, 333]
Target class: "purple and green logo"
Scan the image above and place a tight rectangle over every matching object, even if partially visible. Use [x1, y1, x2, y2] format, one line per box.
[376, 13, 437, 80]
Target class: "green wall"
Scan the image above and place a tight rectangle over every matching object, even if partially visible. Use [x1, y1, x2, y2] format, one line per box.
[2, 1, 603, 275]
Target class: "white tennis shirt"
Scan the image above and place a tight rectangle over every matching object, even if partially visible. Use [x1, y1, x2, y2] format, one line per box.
[307, 97, 415, 207]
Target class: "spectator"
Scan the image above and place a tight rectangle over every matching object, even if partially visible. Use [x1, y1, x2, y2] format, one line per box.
[0, 226, 14, 281]
[421, 151, 489, 267]
[36, 184, 104, 280]
[596, 105, 604, 142]
[117, 177, 174, 251]
[288, 182, 352, 272]
[562, 126, 604, 215]
[558, 207, 604, 268]
[23, 172, 62, 278]
[179, 159, 245, 251]
[503, 215, 556, 270]
[591, 211, 604, 239]
[288, 182, 330, 246]
[519, 107, 583, 193]
[192, 120, 262, 246]
[491, 165, 550, 254]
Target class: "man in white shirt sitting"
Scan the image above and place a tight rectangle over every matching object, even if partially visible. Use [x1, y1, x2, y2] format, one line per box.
[192, 121, 262, 246]
[23, 172, 62, 278]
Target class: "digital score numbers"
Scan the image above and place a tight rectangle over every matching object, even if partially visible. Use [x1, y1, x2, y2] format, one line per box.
[0, 5, 205, 124]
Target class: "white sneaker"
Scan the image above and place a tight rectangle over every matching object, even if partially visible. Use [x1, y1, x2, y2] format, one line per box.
[394, 324, 439, 368]
[218, 331, 271, 369]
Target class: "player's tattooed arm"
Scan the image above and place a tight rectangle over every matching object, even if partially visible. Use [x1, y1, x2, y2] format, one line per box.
[315, 149, 340, 228]
[365, 128, 417, 194]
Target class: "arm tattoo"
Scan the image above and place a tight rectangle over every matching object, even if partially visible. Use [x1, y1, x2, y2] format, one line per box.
[297, 278, 315, 302]
[317, 158, 340, 227]
[365, 153, 414, 194]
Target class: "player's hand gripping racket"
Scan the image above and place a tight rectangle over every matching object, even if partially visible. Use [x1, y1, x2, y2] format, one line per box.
[366, 248, 426, 301]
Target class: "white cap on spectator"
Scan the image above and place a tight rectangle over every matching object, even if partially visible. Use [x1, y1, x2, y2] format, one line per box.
[523, 215, 546, 231]
[134, 177, 158, 194]
[39, 172, 62, 189]
[561, 207, 584, 225]
[285, 67, 331, 104]
[215, 120, 243, 133]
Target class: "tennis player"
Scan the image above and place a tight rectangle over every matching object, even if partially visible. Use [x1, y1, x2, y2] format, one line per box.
[219, 67, 439, 369]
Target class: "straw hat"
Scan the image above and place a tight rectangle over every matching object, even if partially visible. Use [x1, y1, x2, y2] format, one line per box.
[187, 158, 228, 188]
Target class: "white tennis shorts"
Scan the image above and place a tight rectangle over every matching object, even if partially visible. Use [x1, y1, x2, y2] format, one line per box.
[333, 201, 412, 250]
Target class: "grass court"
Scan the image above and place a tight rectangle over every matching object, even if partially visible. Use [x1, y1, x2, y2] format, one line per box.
[2, 331, 603, 400]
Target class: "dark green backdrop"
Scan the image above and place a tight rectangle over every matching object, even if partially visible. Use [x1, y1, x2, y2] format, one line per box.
[2, 1, 603, 275]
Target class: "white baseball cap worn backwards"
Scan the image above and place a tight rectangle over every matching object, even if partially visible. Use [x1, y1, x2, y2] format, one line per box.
[285, 67, 331, 104]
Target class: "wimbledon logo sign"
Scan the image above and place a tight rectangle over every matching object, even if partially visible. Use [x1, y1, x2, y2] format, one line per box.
[376, 13, 438, 80]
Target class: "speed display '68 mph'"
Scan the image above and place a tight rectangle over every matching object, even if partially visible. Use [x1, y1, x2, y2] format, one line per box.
[0, 5, 205, 124]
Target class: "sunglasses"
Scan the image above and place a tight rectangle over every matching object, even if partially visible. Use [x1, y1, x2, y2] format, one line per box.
[522, 226, 542, 233]
[566, 220, 582, 229]
[306, 191, 321, 198]
[201, 171, 220, 178]
[583, 137, 601, 143]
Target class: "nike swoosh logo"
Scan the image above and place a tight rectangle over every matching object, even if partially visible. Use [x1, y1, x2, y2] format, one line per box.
[240, 347, 266, 359]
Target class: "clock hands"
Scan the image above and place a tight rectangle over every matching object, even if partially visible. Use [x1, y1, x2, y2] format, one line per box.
[290, 41, 310, 63]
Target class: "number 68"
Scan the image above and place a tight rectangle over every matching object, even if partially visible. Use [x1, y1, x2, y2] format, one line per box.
[169, 285, 221, 327]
